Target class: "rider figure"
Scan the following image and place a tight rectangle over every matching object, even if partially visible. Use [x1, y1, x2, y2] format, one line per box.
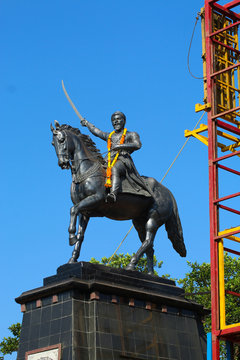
[81, 111, 143, 203]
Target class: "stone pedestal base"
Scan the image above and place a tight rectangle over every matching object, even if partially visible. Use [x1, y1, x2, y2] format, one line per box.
[16, 262, 207, 360]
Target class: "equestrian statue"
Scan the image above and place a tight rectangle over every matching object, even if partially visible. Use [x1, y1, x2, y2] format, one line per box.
[51, 92, 186, 274]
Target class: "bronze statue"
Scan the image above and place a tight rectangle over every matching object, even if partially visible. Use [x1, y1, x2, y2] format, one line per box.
[51, 115, 186, 274]
[81, 111, 152, 203]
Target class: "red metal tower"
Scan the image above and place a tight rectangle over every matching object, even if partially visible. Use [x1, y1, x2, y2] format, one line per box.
[186, 1, 240, 358]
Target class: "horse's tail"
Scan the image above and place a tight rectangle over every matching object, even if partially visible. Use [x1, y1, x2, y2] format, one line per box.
[165, 195, 186, 257]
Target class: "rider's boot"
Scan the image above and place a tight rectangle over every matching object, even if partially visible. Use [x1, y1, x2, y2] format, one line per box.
[106, 192, 117, 203]
[105, 169, 120, 203]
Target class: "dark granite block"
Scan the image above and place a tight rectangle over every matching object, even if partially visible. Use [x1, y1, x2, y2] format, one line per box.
[62, 290, 72, 301]
[123, 335, 136, 353]
[39, 321, 50, 338]
[17, 346, 26, 360]
[109, 319, 121, 336]
[62, 299, 72, 317]
[158, 342, 169, 357]
[22, 312, 31, 327]
[49, 333, 60, 345]
[29, 339, 39, 351]
[99, 347, 114, 359]
[29, 325, 40, 341]
[98, 317, 111, 333]
[169, 344, 180, 358]
[38, 336, 49, 348]
[166, 330, 178, 346]
[60, 331, 72, 346]
[26, 301, 35, 311]
[74, 331, 88, 348]
[52, 303, 62, 319]
[41, 305, 52, 323]
[96, 348, 101, 359]
[62, 346, 71, 360]
[179, 346, 192, 360]
[31, 308, 41, 324]
[99, 332, 112, 349]
[19, 325, 29, 343]
[42, 296, 52, 306]
[112, 334, 122, 351]
[74, 347, 89, 360]
[61, 316, 72, 332]
[175, 315, 187, 331]
[16, 262, 207, 360]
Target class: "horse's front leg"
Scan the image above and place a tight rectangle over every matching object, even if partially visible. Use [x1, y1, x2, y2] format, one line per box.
[73, 192, 104, 214]
[68, 214, 89, 263]
[69, 190, 104, 246]
[68, 206, 78, 246]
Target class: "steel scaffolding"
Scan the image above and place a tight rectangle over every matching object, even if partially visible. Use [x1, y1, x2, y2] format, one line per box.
[185, 1, 240, 358]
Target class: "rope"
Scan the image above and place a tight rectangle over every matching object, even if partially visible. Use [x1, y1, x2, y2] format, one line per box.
[160, 111, 205, 183]
[187, 11, 205, 80]
[107, 111, 206, 265]
[106, 226, 134, 265]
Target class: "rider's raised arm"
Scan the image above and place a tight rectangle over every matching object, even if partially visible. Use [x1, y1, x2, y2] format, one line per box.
[81, 119, 108, 141]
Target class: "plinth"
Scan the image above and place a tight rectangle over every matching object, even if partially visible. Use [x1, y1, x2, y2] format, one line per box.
[16, 262, 207, 359]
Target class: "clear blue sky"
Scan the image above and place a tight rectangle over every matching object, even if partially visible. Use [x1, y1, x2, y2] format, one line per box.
[1, 0, 238, 357]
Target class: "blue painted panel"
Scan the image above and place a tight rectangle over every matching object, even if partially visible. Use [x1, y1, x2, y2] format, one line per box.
[207, 333, 212, 360]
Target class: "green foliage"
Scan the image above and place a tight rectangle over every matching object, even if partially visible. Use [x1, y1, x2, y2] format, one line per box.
[178, 253, 240, 335]
[178, 260, 211, 333]
[0, 323, 21, 359]
[90, 253, 163, 275]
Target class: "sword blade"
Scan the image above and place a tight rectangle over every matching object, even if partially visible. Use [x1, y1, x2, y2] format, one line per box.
[61, 80, 84, 121]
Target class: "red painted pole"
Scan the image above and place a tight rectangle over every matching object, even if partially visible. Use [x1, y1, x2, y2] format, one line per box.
[205, 0, 220, 358]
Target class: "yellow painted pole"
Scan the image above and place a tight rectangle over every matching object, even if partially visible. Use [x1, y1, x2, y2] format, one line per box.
[218, 239, 226, 329]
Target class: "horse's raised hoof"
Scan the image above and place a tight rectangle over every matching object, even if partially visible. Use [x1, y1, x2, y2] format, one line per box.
[69, 234, 77, 246]
[68, 257, 77, 264]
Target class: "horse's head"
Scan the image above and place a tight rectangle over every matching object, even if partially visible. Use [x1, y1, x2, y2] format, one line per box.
[51, 120, 75, 169]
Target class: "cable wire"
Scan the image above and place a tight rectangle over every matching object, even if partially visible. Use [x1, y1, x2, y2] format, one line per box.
[187, 11, 205, 80]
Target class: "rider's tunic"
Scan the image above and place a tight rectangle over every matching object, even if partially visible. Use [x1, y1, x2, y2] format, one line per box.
[85, 122, 151, 197]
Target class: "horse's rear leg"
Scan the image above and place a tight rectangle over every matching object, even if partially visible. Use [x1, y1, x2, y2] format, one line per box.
[126, 214, 159, 273]
[68, 215, 89, 264]
[131, 220, 154, 275]
[145, 247, 154, 276]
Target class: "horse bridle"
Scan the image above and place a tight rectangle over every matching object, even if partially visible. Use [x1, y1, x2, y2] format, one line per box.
[55, 129, 104, 183]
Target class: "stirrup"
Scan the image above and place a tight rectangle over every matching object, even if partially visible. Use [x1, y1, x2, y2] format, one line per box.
[105, 193, 117, 203]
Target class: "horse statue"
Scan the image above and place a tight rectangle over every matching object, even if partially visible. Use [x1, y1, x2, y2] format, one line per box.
[51, 120, 186, 274]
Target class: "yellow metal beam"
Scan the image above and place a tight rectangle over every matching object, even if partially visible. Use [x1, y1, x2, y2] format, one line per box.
[184, 131, 209, 146]
[217, 130, 239, 143]
[218, 226, 240, 238]
[221, 141, 240, 153]
[222, 322, 240, 330]
[195, 103, 211, 112]
[219, 239, 226, 329]
[185, 123, 240, 155]
[225, 235, 240, 244]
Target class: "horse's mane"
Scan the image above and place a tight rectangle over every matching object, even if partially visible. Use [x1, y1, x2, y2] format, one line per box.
[60, 124, 104, 164]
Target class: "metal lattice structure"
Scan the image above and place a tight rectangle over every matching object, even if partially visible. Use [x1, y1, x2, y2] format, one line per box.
[185, 1, 240, 359]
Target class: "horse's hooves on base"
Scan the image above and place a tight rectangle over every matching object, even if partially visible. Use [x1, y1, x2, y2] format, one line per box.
[125, 264, 135, 271]
[68, 257, 77, 264]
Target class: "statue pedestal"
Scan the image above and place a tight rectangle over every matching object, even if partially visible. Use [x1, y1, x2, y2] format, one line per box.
[16, 262, 207, 360]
